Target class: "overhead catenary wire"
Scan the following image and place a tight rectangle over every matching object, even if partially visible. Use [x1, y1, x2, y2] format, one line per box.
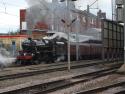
[0, 0, 25, 7]
[89, 0, 99, 8]
[0, 0, 21, 17]
[0, 0, 25, 33]
[0, 0, 28, 17]
[0, 11, 18, 17]
[2, 0, 6, 13]
[2, 2, 23, 7]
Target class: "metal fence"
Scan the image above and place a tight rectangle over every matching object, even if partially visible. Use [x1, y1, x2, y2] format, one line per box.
[102, 19, 124, 61]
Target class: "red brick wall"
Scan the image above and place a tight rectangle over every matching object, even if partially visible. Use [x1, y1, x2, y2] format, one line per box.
[34, 22, 48, 30]
[20, 9, 26, 30]
[20, 9, 48, 39]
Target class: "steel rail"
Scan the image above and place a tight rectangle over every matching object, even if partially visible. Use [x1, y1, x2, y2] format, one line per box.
[0, 60, 112, 81]
[0, 63, 122, 94]
[115, 90, 125, 94]
[76, 81, 125, 94]
[34, 64, 122, 94]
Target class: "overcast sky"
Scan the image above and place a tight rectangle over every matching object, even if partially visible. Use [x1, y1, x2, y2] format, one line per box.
[0, 0, 112, 33]
[0, 0, 27, 33]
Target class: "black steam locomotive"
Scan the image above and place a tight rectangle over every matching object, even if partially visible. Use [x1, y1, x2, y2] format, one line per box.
[16, 38, 58, 64]
[16, 38, 102, 65]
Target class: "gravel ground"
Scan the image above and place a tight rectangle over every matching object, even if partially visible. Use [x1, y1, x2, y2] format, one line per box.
[0, 63, 62, 76]
[0, 64, 105, 89]
[48, 74, 125, 94]
[118, 63, 125, 73]
[97, 86, 125, 94]
[0, 60, 116, 77]
[0, 60, 92, 76]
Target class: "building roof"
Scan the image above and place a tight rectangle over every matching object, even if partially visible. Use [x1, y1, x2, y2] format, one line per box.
[0, 35, 28, 38]
[72, 9, 97, 19]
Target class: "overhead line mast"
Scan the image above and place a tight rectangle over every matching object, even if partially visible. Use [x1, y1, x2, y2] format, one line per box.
[60, 0, 77, 71]
[123, 0, 125, 64]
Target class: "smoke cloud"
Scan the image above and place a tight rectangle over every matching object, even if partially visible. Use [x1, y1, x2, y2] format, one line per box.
[25, 0, 76, 31]
[0, 48, 16, 69]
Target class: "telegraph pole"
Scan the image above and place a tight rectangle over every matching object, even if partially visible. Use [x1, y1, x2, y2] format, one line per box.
[66, 0, 71, 71]
[60, 0, 77, 71]
[61, 0, 71, 71]
[52, 0, 56, 31]
[86, 5, 90, 29]
[117, 0, 125, 73]
[123, 0, 125, 64]
[66, 0, 77, 71]
[76, 14, 80, 61]
[111, 0, 115, 21]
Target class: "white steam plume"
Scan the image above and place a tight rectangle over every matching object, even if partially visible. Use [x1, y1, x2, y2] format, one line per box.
[25, 0, 76, 31]
[0, 48, 16, 69]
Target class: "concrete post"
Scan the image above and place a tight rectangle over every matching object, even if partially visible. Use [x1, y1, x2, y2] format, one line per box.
[86, 5, 90, 29]
[66, 0, 71, 71]
[117, 0, 125, 73]
[76, 14, 80, 61]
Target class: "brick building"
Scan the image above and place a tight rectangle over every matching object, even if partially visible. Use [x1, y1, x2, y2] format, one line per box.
[20, 5, 106, 37]
[20, 9, 48, 39]
[0, 35, 28, 50]
[72, 9, 106, 32]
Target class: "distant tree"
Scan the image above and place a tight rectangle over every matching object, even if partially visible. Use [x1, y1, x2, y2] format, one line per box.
[8, 29, 20, 35]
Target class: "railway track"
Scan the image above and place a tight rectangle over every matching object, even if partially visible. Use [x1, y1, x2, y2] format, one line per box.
[96, 84, 125, 94]
[0, 62, 122, 94]
[115, 89, 125, 94]
[76, 78, 125, 94]
[0, 60, 111, 81]
[26, 60, 94, 70]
